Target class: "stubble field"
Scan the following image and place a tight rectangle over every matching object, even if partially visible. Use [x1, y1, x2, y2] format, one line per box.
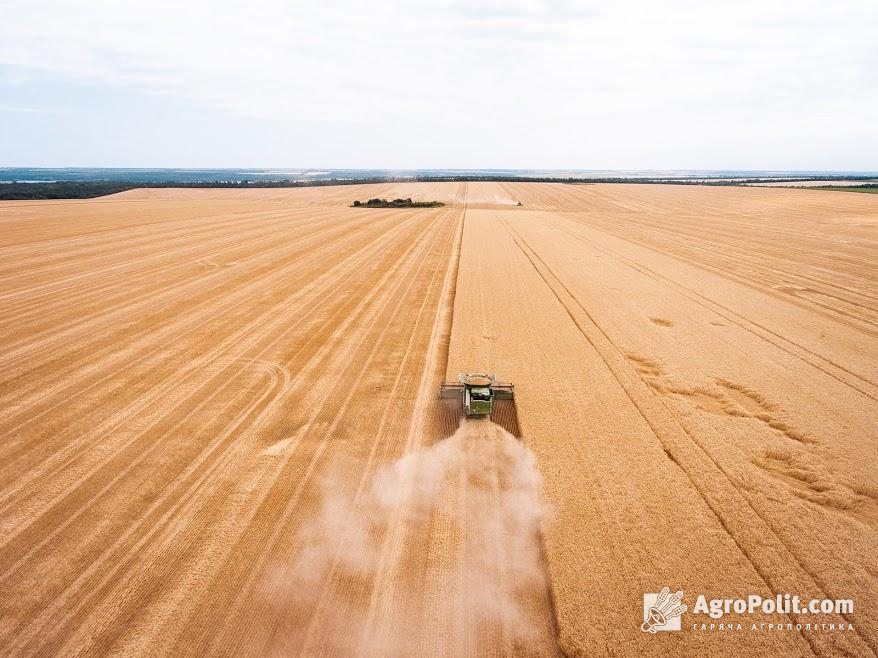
[0, 182, 875, 657]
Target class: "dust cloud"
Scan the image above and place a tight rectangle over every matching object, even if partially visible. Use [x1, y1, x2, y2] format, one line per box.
[273, 421, 554, 656]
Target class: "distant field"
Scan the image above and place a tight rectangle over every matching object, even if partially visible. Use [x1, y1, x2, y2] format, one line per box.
[748, 179, 878, 187]
[1, 183, 875, 656]
[814, 186, 878, 193]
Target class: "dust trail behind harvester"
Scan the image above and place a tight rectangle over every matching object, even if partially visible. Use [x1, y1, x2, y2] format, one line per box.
[273, 421, 558, 657]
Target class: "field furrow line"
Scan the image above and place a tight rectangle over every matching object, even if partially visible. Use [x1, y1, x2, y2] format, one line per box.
[297, 209, 462, 652]
[16, 359, 293, 654]
[0, 213, 425, 524]
[0, 209, 394, 377]
[1, 213, 447, 654]
[502, 218, 872, 656]
[0, 205, 306, 293]
[0, 209, 411, 439]
[0, 207, 338, 323]
[200, 213, 453, 656]
[551, 219, 878, 398]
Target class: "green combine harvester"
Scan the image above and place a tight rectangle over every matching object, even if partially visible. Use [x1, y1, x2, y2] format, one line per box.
[439, 373, 515, 419]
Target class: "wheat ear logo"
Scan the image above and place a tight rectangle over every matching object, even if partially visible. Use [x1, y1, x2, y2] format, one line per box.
[642, 587, 687, 633]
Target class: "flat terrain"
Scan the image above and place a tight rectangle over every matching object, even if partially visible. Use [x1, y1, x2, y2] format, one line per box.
[748, 179, 878, 187]
[0, 183, 875, 656]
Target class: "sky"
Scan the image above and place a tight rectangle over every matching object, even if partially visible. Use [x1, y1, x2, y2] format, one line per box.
[1, 0, 876, 170]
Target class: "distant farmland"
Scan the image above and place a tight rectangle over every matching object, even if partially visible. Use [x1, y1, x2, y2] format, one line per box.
[1, 183, 875, 656]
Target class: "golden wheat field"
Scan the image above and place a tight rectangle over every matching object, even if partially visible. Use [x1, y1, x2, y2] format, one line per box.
[0, 182, 876, 657]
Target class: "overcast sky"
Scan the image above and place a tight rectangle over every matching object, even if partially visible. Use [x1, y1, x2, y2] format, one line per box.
[1, 0, 876, 169]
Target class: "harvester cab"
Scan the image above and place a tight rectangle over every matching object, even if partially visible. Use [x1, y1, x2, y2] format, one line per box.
[439, 373, 515, 419]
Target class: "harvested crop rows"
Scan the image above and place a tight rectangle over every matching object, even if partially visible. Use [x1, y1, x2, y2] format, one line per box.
[1, 183, 876, 657]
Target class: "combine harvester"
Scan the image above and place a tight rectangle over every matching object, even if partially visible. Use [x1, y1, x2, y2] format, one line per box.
[439, 373, 519, 435]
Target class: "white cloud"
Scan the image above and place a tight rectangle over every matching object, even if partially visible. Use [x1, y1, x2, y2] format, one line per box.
[1, 0, 876, 167]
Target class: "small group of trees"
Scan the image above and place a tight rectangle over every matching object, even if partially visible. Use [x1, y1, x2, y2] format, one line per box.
[352, 198, 444, 208]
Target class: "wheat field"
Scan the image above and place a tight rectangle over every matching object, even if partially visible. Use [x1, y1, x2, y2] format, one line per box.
[1, 183, 875, 656]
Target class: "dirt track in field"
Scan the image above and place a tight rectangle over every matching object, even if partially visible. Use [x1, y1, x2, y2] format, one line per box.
[1, 183, 876, 656]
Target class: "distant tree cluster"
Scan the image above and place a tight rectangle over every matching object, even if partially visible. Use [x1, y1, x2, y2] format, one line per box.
[0, 182, 142, 200]
[812, 184, 878, 194]
[351, 197, 444, 208]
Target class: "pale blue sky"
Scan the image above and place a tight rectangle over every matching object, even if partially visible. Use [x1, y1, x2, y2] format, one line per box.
[1, 0, 876, 169]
